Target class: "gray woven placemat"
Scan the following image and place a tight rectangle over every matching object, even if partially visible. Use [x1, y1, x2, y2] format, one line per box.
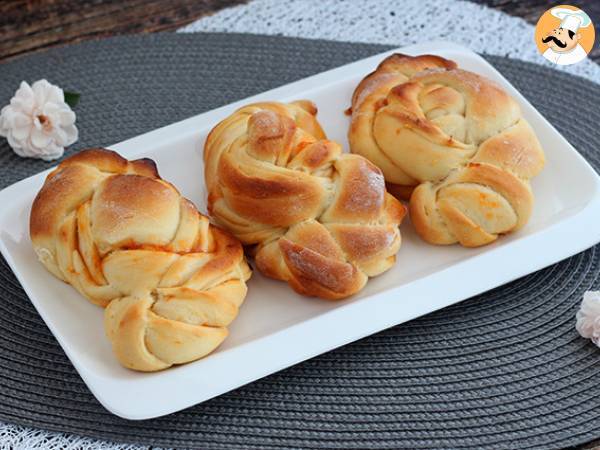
[0, 33, 599, 450]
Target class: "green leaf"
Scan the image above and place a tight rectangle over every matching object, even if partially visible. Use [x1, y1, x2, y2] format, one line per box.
[63, 91, 81, 108]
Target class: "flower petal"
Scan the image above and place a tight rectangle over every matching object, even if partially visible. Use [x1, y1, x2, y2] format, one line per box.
[30, 127, 52, 149]
[14, 81, 33, 102]
[32, 79, 62, 106]
[12, 111, 32, 128]
[31, 80, 48, 106]
[7, 133, 21, 150]
[62, 124, 78, 145]
[52, 126, 66, 146]
[11, 124, 32, 140]
[57, 108, 76, 126]
[47, 85, 64, 104]
[10, 82, 34, 115]
[42, 102, 60, 117]
[0, 106, 10, 136]
[39, 142, 64, 161]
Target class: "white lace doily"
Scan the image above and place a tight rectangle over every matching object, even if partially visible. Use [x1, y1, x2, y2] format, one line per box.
[3, 0, 600, 448]
[179, 0, 600, 82]
[0, 422, 154, 450]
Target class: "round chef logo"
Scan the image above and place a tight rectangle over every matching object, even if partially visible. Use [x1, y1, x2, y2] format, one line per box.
[535, 5, 595, 66]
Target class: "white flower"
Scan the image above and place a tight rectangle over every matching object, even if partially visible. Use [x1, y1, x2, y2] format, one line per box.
[576, 291, 600, 346]
[0, 79, 78, 161]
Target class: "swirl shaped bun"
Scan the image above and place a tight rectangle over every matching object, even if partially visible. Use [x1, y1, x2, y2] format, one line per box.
[30, 148, 251, 371]
[349, 54, 545, 247]
[204, 101, 405, 300]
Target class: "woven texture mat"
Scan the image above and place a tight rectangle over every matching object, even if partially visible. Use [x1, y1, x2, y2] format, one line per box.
[1, 33, 599, 450]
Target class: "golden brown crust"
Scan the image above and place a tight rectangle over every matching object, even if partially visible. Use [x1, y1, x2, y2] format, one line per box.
[348, 54, 545, 247]
[278, 237, 364, 300]
[351, 54, 457, 108]
[30, 148, 251, 371]
[204, 101, 405, 300]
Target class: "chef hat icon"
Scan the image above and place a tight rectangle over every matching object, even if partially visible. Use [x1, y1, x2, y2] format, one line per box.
[551, 7, 592, 33]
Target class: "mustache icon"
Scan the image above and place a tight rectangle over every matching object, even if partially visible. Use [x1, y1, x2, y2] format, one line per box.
[542, 35, 568, 48]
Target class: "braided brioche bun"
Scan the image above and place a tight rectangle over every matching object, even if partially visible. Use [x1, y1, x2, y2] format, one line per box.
[30, 148, 251, 371]
[204, 101, 405, 299]
[349, 54, 545, 247]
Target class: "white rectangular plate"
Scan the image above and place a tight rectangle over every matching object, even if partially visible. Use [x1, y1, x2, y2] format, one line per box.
[1, 41, 599, 420]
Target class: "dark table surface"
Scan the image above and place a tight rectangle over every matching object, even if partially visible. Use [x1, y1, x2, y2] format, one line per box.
[0, 0, 598, 63]
[1, 1, 599, 449]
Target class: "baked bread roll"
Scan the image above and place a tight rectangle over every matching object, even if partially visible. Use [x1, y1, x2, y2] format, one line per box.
[348, 54, 545, 247]
[30, 148, 251, 371]
[204, 101, 405, 300]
